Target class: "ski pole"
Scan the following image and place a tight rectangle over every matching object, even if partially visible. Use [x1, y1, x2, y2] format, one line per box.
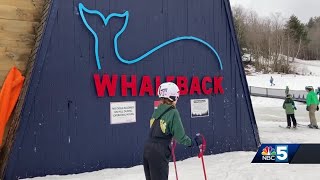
[171, 140, 179, 180]
[196, 133, 207, 180]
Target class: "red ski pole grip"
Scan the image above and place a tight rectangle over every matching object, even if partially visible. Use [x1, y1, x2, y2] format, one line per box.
[197, 133, 207, 158]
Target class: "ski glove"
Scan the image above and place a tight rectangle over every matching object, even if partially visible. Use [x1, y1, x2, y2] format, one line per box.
[294, 107, 297, 110]
[189, 135, 203, 147]
[317, 106, 319, 111]
[194, 135, 203, 147]
[306, 106, 310, 111]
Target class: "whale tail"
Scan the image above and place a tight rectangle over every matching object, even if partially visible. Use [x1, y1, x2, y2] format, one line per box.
[78, 3, 129, 70]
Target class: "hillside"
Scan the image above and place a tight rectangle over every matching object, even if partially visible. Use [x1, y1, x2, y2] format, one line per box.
[244, 56, 320, 90]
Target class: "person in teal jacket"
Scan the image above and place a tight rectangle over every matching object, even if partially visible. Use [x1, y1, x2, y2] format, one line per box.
[285, 86, 289, 96]
[143, 82, 203, 180]
[283, 94, 297, 128]
[305, 86, 319, 129]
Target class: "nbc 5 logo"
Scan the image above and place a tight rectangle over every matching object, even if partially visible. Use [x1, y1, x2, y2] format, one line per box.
[275, 145, 288, 162]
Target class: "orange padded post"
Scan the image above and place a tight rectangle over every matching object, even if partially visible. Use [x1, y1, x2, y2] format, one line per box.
[0, 67, 25, 146]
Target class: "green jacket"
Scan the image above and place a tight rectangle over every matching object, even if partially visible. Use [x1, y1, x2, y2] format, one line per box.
[306, 90, 319, 106]
[285, 87, 289, 95]
[150, 104, 192, 146]
[283, 98, 295, 114]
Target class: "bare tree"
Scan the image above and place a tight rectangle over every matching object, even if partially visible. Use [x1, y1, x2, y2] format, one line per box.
[231, 6, 317, 74]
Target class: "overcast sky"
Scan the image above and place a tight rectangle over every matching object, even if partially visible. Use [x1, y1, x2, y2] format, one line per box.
[229, 0, 320, 23]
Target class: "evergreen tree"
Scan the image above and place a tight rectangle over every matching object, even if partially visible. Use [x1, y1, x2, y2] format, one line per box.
[307, 17, 315, 29]
[284, 15, 308, 60]
[285, 15, 307, 43]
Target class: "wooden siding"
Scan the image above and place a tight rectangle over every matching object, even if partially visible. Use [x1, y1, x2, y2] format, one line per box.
[0, 0, 45, 89]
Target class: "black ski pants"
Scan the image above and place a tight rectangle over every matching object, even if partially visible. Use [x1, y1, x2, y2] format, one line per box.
[287, 114, 297, 127]
[143, 142, 171, 180]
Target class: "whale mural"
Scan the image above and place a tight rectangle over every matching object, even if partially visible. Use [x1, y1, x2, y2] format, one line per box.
[78, 3, 223, 70]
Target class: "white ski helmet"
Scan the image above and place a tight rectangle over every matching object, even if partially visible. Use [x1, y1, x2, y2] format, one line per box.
[158, 82, 180, 102]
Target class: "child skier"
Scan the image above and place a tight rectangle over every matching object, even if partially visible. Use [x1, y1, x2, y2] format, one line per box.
[282, 94, 297, 128]
[143, 82, 203, 180]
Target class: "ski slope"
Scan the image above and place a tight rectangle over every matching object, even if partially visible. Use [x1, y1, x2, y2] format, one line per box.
[246, 73, 320, 90]
[25, 96, 320, 180]
[246, 59, 320, 90]
[294, 59, 320, 76]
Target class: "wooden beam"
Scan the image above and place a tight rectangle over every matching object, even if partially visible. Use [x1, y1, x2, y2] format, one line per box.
[0, 0, 45, 88]
[0, 19, 38, 34]
[0, 47, 32, 56]
[0, 50, 30, 62]
[0, 60, 27, 72]
[0, 38, 35, 49]
[0, 5, 41, 22]
[0, 31, 35, 43]
[0, 0, 45, 10]
[0, 48, 31, 74]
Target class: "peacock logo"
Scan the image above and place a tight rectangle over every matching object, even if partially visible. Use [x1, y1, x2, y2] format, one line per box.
[261, 146, 277, 156]
[78, 3, 223, 71]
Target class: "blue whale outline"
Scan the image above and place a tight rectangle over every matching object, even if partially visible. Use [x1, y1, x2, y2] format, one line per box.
[78, 3, 223, 70]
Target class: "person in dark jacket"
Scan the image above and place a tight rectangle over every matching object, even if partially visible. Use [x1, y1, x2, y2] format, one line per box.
[282, 94, 297, 128]
[143, 82, 202, 180]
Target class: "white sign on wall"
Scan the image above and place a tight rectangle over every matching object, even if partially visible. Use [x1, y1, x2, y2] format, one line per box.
[110, 101, 136, 124]
[191, 99, 209, 118]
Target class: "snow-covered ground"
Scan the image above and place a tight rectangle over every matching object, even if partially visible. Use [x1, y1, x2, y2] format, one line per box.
[294, 59, 320, 76]
[246, 58, 320, 90]
[25, 96, 320, 180]
[246, 73, 320, 90]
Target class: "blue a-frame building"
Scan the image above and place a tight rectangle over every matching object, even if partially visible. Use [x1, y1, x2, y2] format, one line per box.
[3, 0, 260, 179]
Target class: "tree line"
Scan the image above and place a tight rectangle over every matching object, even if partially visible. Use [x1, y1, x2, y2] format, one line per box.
[232, 5, 320, 73]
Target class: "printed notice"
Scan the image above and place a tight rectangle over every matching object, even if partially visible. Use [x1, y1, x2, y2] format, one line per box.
[191, 99, 209, 118]
[110, 101, 136, 124]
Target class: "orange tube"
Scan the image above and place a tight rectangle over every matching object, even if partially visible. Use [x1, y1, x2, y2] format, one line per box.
[0, 67, 25, 146]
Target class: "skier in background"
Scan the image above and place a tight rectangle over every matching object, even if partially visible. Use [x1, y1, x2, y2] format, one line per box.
[305, 86, 319, 129]
[270, 76, 275, 86]
[283, 94, 297, 128]
[143, 82, 203, 180]
[317, 87, 320, 101]
[285, 86, 289, 96]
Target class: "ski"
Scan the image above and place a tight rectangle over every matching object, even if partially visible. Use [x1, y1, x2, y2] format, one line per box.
[296, 123, 320, 130]
[278, 125, 297, 130]
[297, 123, 308, 127]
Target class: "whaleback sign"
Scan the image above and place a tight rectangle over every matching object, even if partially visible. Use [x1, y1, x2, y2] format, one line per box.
[78, 3, 225, 97]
